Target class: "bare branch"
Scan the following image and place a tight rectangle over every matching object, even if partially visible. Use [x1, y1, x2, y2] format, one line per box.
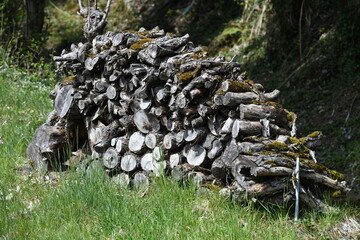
[105, 0, 112, 17]
[78, 0, 84, 14]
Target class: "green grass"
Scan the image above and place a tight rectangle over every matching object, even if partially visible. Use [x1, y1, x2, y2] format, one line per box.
[0, 54, 359, 239]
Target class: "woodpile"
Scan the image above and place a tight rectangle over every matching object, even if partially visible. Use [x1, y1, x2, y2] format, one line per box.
[27, 1, 350, 209]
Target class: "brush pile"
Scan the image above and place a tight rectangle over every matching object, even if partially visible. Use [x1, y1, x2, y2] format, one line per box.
[27, 26, 350, 209]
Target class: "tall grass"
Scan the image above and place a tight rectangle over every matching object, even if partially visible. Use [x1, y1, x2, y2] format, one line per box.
[0, 50, 358, 239]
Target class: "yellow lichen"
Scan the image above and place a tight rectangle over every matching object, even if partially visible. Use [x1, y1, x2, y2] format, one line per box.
[223, 80, 252, 92]
[129, 38, 154, 50]
[267, 160, 278, 167]
[307, 131, 322, 139]
[300, 159, 345, 181]
[284, 109, 297, 126]
[265, 141, 290, 151]
[332, 190, 342, 197]
[289, 136, 307, 145]
[177, 67, 201, 82]
[63, 75, 76, 84]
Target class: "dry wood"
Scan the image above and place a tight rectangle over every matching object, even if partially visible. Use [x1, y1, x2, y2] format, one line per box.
[121, 154, 138, 172]
[129, 131, 146, 153]
[186, 145, 207, 166]
[103, 147, 119, 169]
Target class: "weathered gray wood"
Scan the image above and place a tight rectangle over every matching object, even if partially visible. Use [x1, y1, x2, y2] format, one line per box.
[93, 120, 122, 153]
[133, 172, 150, 189]
[186, 145, 206, 166]
[129, 131, 146, 153]
[140, 153, 154, 172]
[163, 133, 176, 150]
[134, 110, 160, 134]
[211, 157, 227, 180]
[54, 85, 74, 118]
[121, 154, 138, 172]
[103, 147, 119, 169]
[112, 173, 130, 188]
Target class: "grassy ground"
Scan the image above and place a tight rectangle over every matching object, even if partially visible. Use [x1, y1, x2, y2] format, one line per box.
[0, 52, 359, 239]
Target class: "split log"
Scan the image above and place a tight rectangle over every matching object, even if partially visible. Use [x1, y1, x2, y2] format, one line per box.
[134, 110, 160, 133]
[121, 154, 138, 172]
[133, 172, 150, 189]
[103, 147, 119, 169]
[129, 131, 146, 153]
[54, 85, 75, 118]
[169, 153, 181, 168]
[211, 157, 227, 180]
[140, 153, 154, 172]
[94, 120, 123, 153]
[112, 173, 130, 188]
[186, 145, 207, 166]
[163, 133, 177, 150]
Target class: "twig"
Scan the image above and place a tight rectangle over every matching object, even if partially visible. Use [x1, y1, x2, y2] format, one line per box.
[277, 60, 309, 89]
[345, 94, 358, 124]
[299, 0, 305, 58]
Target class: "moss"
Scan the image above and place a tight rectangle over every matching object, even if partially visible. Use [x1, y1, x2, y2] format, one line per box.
[282, 151, 311, 160]
[243, 136, 267, 142]
[177, 67, 201, 82]
[332, 190, 343, 197]
[63, 75, 76, 84]
[300, 159, 345, 181]
[129, 38, 154, 50]
[289, 137, 307, 145]
[191, 49, 208, 59]
[244, 79, 254, 84]
[307, 131, 322, 139]
[284, 109, 297, 126]
[215, 89, 226, 95]
[224, 80, 252, 92]
[267, 160, 278, 167]
[265, 141, 290, 151]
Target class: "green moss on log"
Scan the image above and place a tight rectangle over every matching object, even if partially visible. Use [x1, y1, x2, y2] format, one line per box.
[130, 38, 154, 50]
[177, 67, 201, 82]
[265, 141, 290, 151]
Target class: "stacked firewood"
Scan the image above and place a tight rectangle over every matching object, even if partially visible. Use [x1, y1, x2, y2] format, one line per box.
[27, 26, 350, 208]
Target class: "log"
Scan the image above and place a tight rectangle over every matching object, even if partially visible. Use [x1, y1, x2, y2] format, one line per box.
[120, 154, 138, 172]
[115, 137, 128, 154]
[207, 140, 224, 160]
[239, 103, 288, 125]
[106, 85, 118, 100]
[112, 173, 130, 188]
[211, 157, 227, 180]
[222, 90, 280, 106]
[54, 85, 75, 118]
[140, 153, 154, 172]
[144, 132, 158, 149]
[129, 131, 146, 153]
[133, 172, 150, 189]
[186, 145, 207, 166]
[133, 110, 160, 133]
[103, 147, 119, 169]
[163, 133, 177, 150]
[94, 120, 123, 153]
[169, 153, 181, 168]
[152, 146, 163, 161]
